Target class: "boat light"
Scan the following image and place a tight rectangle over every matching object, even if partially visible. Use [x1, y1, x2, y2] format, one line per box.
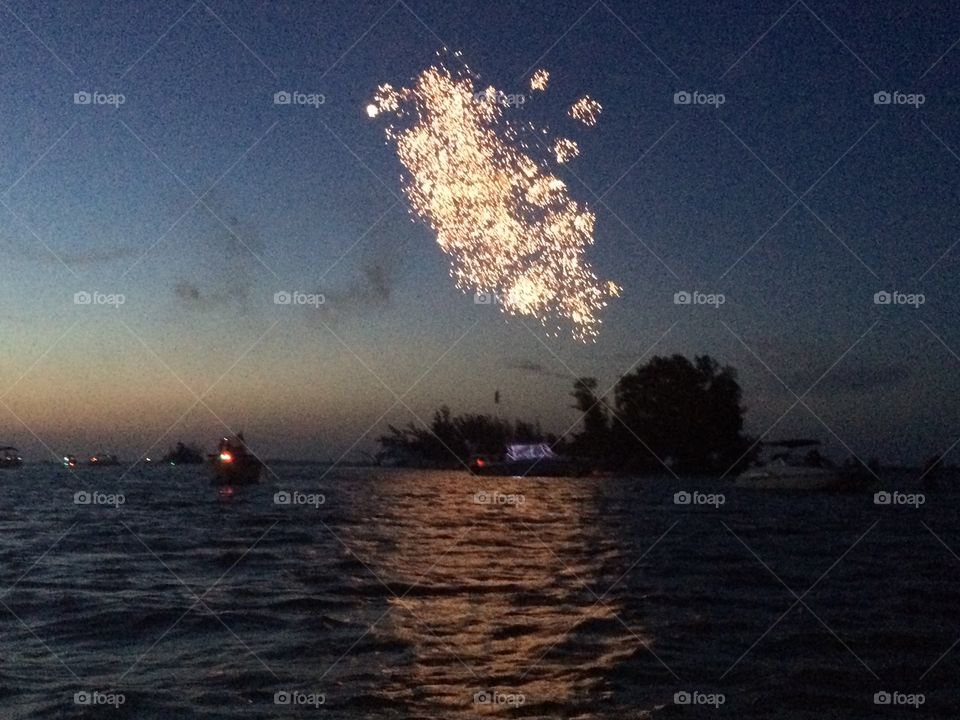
[219, 452, 233, 463]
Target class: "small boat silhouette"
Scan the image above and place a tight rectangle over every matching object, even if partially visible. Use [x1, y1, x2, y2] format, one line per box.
[0, 446, 22, 469]
[208, 434, 262, 485]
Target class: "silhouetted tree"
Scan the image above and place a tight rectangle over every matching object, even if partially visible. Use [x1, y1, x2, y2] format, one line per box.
[379, 354, 754, 473]
[570, 377, 609, 461]
[377, 406, 546, 467]
[610, 354, 752, 473]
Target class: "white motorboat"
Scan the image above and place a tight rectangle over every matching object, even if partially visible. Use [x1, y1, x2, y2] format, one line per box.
[737, 458, 844, 489]
[736, 440, 870, 491]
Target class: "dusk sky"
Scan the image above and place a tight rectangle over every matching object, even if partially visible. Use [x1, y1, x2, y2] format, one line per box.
[1, 0, 959, 464]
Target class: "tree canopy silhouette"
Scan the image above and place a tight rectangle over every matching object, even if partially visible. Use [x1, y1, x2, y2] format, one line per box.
[608, 354, 752, 472]
[377, 354, 753, 473]
[569, 377, 609, 461]
[377, 406, 548, 468]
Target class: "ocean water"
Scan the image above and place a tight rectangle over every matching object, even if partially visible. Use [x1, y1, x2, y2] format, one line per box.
[0, 464, 956, 718]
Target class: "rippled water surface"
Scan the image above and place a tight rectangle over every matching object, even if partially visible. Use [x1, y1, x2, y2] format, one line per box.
[1, 465, 958, 718]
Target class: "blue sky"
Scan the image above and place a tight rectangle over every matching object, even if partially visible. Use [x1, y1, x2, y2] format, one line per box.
[1, 0, 959, 464]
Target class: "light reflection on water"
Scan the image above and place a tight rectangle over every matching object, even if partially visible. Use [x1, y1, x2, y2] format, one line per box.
[354, 475, 642, 716]
[0, 464, 958, 718]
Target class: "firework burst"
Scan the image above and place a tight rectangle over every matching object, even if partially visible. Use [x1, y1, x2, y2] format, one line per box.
[368, 55, 619, 340]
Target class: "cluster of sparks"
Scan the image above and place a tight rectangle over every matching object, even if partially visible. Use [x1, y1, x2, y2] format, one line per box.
[552, 137, 580, 164]
[530, 68, 550, 91]
[569, 96, 602, 126]
[368, 55, 618, 340]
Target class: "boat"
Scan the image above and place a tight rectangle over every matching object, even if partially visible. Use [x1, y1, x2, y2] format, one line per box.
[208, 434, 262, 485]
[87, 453, 119, 467]
[469, 443, 583, 477]
[735, 440, 871, 491]
[63, 455, 77, 469]
[0, 446, 22, 468]
[161, 441, 204, 465]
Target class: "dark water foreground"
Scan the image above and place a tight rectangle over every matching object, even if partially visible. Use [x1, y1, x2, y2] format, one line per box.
[0, 465, 957, 718]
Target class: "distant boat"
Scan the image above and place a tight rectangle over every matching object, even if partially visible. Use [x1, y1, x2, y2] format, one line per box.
[208, 434, 262, 485]
[0, 446, 22, 469]
[736, 440, 871, 491]
[87, 453, 119, 467]
[63, 455, 77, 469]
[161, 441, 204, 465]
[469, 443, 583, 477]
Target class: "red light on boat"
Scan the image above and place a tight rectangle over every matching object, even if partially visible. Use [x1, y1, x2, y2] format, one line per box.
[220, 452, 233, 463]
[475, 458, 485, 467]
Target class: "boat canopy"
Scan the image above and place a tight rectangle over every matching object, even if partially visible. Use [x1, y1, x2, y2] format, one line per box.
[506, 443, 558, 461]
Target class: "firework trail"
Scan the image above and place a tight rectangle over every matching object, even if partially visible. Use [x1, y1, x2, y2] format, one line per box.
[367, 54, 619, 340]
